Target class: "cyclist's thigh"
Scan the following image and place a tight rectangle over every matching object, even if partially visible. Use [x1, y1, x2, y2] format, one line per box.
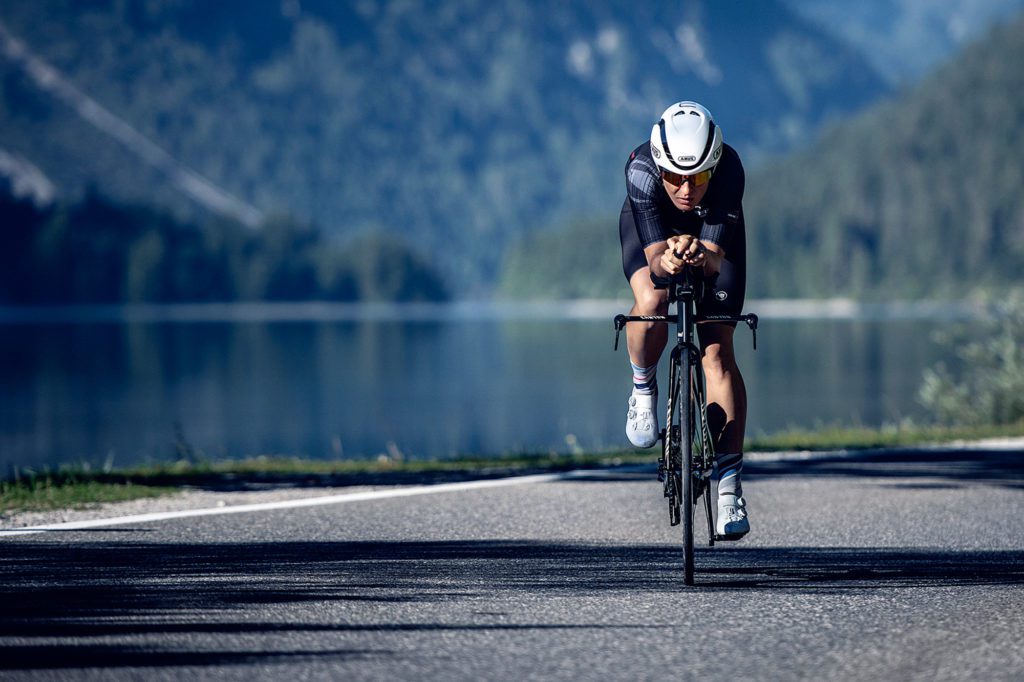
[699, 257, 745, 318]
[698, 223, 746, 318]
[696, 320, 736, 354]
[619, 197, 648, 282]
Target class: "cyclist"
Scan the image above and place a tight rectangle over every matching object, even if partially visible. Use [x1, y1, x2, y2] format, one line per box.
[619, 101, 750, 538]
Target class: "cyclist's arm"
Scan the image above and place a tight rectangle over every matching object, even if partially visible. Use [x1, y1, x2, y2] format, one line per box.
[700, 240, 725, 275]
[645, 238, 724, 278]
[645, 240, 674, 279]
[697, 147, 744, 272]
[699, 212, 730, 274]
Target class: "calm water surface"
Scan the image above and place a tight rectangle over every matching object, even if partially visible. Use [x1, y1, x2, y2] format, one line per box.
[0, 304, 962, 470]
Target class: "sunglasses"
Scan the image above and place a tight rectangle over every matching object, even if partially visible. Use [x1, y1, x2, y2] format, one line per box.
[660, 168, 714, 187]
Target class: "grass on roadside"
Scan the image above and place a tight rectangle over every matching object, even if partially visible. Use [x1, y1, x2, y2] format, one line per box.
[1, 474, 177, 515]
[3, 420, 1022, 516]
[0, 451, 646, 516]
[747, 421, 1024, 452]
[115, 450, 647, 479]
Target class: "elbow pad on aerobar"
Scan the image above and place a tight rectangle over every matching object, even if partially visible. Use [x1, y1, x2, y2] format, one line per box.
[650, 273, 672, 289]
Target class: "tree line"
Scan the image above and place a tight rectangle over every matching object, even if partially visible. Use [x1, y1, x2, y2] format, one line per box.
[0, 188, 449, 304]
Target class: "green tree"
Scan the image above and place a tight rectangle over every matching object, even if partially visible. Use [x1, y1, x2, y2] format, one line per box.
[499, 217, 628, 299]
[0, 188, 449, 303]
[341, 232, 451, 302]
[918, 293, 1024, 426]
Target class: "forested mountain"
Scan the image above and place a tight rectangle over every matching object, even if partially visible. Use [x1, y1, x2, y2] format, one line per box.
[784, 0, 1024, 85]
[501, 15, 1024, 300]
[0, 0, 888, 293]
[0, 188, 450, 304]
[744, 14, 1024, 299]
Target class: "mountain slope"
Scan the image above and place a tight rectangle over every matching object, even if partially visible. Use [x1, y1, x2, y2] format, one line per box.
[0, 21, 263, 227]
[743, 14, 1024, 298]
[0, 0, 887, 291]
[784, 0, 1024, 85]
[500, 15, 1024, 300]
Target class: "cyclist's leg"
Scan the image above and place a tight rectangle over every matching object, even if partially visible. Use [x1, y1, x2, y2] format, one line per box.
[697, 243, 750, 536]
[697, 322, 747, 458]
[696, 217, 748, 460]
[620, 199, 669, 367]
[620, 199, 668, 447]
[699, 322, 749, 536]
[626, 268, 668, 367]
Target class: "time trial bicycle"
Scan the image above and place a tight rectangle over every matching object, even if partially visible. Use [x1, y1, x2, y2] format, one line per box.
[614, 267, 758, 585]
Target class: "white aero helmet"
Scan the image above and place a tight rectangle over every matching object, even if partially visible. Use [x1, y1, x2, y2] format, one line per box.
[649, 101, 723, 175]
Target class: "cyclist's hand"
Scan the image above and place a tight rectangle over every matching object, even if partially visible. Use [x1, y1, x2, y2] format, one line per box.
[678, 237, 707, 266]
[661, 235, 707, 274]
[660, 236, 692, 275]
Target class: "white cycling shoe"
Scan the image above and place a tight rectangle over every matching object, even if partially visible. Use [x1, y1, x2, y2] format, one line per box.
[625, 390, 659, 448]
[716, 494, 750, 539]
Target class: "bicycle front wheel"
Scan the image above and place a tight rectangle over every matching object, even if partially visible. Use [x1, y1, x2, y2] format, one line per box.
[680, 350, 695, 585]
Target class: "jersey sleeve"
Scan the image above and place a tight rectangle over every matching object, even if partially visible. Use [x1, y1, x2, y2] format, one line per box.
[700, 149, 745, 248]
[626, 160, 667, 249]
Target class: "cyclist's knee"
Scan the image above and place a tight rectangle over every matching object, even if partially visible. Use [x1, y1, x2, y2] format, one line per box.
[630, 276, 669, 315]
[701, 338, 738, 379]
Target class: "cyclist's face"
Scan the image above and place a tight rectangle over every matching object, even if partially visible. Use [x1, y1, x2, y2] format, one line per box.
[661, 169, 710, 211]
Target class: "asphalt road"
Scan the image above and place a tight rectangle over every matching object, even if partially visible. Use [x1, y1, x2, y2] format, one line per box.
[2, 447, 1023, 681]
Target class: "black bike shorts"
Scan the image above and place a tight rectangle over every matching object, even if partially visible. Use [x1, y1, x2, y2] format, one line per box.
[619, 197, 747, 318]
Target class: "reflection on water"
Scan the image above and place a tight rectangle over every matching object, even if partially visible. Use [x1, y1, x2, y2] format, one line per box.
[0, 305, 961, 470]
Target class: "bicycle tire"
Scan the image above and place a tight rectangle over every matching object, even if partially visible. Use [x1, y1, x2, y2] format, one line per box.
[664, 350, 681, 526]
[680, 345, 696, 585]
[693, 362, 717, 546]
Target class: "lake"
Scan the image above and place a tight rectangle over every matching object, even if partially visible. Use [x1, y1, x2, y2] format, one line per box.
[0, 301, 974, 471]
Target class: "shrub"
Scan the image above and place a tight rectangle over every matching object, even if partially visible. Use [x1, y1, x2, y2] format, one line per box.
[918, 292, 1024, 426]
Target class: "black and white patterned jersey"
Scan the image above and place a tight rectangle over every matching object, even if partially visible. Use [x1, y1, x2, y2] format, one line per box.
[623, 140, 745, 254]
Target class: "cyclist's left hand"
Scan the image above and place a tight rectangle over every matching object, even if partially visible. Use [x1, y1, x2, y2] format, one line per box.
[679, 239, 725, 275]
[677, 239, 707, 266]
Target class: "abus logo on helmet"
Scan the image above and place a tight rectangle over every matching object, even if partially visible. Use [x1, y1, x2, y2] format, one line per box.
[677, 155, 696, 162]
[651, 145, 661, 159]
[713, 148, 721, 161]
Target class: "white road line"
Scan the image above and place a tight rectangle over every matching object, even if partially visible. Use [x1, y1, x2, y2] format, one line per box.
[0, 470, 615, 538]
